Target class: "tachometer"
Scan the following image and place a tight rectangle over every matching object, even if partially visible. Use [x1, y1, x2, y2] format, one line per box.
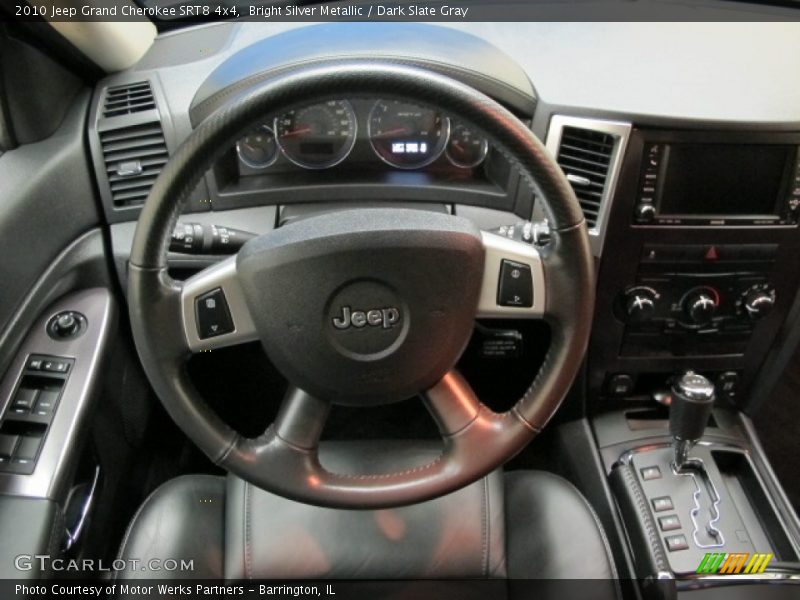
[368, 100, 449, 169]
[275, 100, 357, 169]
[446, 121, 489, 169]
[236, 124, 278, 169]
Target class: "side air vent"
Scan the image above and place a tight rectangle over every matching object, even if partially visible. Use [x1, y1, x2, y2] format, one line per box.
[100, 122, 168, 208]
[103, 81, 156, 118]
[555, 126, 616, 229]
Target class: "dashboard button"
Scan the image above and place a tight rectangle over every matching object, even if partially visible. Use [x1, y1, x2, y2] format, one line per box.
[652, 496, 674, 512]
[665, 534, 689, 552]
[195, 288, 234, 339]
[659, 515, 681, 532]
[497, 260, 533, 308]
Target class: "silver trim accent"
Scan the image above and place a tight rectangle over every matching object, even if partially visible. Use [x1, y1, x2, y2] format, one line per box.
[544, 115, 632, 256]
[617, 442, 800, 584]
[274, 100, 358, 170]
[236, 124, 278, 170]
[445, 120, 489, 169]
[367, 100, 450, 170]
[476, 232, 546, 318]
[0, 289, 115, 499]
[672, 458, 726, 549]
[180, 256, 259, 352]
[64, 464, 100, 552]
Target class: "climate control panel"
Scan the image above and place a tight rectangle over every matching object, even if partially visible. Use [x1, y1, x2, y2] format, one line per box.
[616, 273, 777, 357]
[618, 276, 776, 328]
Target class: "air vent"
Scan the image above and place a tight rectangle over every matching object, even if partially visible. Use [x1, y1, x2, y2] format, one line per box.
[556, 126, 616, 229]
[100, 122, 168, 208]
[103, 81, 156, 118]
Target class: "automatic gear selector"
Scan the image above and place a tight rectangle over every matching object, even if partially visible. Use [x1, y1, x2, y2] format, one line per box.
[669, 371, 715, 468]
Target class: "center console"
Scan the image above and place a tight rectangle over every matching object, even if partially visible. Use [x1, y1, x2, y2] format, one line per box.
[589, 128, 800, 407]
[584, 124, 800, 596]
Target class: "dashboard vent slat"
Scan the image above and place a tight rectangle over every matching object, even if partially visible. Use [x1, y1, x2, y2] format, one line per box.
[556, 126, 616, 229]
[103, 81, 156, 117]
[100, 122, 168, 208]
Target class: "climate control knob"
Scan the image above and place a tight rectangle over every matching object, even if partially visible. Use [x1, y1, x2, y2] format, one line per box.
[741, 285, 776, 320]
[624, 287, 659, 322]
[683, 289, 718, 326]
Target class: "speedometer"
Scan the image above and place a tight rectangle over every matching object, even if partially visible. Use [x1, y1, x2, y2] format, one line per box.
[275, 100, 357, 169]
[368, 100, 449, 169]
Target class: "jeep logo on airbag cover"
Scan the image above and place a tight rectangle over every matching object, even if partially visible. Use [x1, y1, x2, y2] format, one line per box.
[332, 306, 400, 330]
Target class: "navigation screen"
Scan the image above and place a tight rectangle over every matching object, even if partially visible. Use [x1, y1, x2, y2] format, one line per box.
[658, 144, 794, 216]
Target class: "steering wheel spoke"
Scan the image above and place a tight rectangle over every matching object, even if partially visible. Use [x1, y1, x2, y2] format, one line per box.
[180, 255, 259, 352]
[273, 386, 330, 450]
[423, 370, 484, 436]
[475, 232, 546, 319]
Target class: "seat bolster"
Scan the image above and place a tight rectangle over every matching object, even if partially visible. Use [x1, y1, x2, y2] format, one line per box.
[116, 474, 225, 583]
[505, 471, 619, 581]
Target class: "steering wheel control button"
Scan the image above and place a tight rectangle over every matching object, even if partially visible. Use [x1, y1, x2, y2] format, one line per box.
[195, 288, 234, 339]
[46, 311, 87, 340]
[652, 496, 674, 512]
[497, 260, 533, 307]
[665, 534, 689, 552]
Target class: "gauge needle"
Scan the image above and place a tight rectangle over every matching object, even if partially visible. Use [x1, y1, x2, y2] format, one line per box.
[281, 126, 312, 138]
[376, 126, 410, 137]
[451, 141, 465, 154]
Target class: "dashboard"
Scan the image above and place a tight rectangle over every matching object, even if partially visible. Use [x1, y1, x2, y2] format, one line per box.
[90, 21, 800, 417]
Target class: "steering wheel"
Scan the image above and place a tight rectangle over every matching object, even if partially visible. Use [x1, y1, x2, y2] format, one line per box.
[128, 62, 594, 509]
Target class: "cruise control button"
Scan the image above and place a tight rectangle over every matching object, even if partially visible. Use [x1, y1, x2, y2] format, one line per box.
[497, 260, 533, 308]
[195, 288, 234, 339]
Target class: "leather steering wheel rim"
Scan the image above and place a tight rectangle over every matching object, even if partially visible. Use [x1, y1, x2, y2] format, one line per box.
[128, 61, 594, 509]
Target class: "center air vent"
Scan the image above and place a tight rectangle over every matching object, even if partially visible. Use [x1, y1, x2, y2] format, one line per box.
[100, 122, 168, 208]
[103, 82, 156, 118]
[555, 126, 616, 229]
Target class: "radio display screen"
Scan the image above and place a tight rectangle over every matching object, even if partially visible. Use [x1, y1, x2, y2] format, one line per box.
[657, 144, 794, 216]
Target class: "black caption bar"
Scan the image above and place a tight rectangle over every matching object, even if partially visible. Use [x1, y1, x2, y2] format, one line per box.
[4, 0, 800, 23]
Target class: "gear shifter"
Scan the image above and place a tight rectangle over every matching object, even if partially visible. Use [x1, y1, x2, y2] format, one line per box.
[670, 371, 715, 468]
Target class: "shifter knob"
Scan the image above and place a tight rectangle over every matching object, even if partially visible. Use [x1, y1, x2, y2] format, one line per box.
[670, 371, 715, 466]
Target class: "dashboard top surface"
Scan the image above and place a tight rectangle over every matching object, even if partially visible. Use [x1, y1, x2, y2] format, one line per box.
[133, 21, 800, 127]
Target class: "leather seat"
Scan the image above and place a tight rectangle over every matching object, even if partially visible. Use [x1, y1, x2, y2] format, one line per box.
[116, 443, 618, 595]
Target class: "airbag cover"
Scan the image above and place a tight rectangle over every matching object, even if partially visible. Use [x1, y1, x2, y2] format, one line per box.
[236, 209, 484, 405]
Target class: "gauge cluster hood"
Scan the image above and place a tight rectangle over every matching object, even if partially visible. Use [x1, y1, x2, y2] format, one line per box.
[188, 23, 537, 126]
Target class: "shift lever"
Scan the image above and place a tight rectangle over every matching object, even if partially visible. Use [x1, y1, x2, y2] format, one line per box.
[670, 371, 715, 468]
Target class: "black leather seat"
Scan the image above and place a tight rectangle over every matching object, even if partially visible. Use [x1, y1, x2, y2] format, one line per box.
[116, 443, 618, 594]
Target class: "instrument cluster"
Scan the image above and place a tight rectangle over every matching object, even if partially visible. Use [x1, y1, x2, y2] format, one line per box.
[235, 98, 489, 173]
